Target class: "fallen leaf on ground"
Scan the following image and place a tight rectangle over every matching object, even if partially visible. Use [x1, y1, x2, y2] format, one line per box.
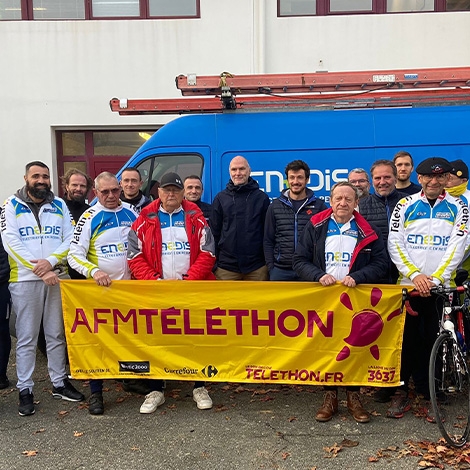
[340, 439, 358, 448]
[73, 431, 84, 437]
[22, 450, 38, 457]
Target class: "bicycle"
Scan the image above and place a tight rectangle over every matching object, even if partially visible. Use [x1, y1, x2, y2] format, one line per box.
[403, 273, 470, 447]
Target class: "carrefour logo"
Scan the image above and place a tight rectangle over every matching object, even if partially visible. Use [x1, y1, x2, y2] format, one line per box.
[19, 225, 60, 236]
[100, 242, 128, 254]
[406, 234, 450, 246]
[326, 251, 352, 262]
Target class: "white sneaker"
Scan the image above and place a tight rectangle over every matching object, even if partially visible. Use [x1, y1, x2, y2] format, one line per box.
[193, 386, 213, 410]
[140, 391, 165, 414]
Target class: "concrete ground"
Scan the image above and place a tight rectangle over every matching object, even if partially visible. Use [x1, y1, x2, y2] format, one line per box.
[0, 341, 464, 470]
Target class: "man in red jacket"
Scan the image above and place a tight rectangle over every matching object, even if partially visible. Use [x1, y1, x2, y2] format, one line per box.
[127, 172, 216, 414]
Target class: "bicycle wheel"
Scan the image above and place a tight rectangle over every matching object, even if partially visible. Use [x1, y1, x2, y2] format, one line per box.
[429, 331, 470, 447]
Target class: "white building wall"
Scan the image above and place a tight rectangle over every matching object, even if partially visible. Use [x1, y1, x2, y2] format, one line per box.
[0, 0, 469, 199]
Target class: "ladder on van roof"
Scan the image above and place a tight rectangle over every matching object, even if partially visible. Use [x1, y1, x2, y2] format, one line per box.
[110, 67, 470, 115]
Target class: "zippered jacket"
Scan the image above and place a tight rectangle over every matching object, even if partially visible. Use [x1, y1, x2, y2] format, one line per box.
[388, 190, 469, 286]
[68, 201, 138, 280]
[1, 187, 73, 282]
[127, 199, 215, 280]
[293, 208, 387, 284]
[358, 188, 406, 283]
[212, 177, 270, 273]
[264, 188, 327, 271]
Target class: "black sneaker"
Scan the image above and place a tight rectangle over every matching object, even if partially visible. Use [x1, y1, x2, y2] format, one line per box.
[18, 389, 35, 416]
[373, 387, 395, 403]
[0, 376, 9, 390]
[88, 392, 104, 415]
[52, 379, 85, 402]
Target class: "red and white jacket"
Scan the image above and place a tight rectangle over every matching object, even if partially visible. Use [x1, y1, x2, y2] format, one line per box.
[127, 199, 215, 280]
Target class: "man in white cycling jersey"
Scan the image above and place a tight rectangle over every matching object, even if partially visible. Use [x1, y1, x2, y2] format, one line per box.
[68, 171, 138, 415]
[387, 157, 469, 421]
[1, 161, 84, 416]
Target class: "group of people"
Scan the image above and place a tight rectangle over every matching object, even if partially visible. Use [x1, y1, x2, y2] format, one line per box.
[0, 151, 469, 426]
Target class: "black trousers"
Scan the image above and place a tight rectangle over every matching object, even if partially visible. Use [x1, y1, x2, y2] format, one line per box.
[0, 281, 11, 379]
[399, 294, 443, 393]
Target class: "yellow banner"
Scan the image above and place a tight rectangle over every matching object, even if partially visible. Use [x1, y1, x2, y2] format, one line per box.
[61, 280, 407, 386]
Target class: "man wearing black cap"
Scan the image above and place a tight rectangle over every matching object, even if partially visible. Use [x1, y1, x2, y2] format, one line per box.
[387, 157, 469, 421]
[127, 172, 216, 415]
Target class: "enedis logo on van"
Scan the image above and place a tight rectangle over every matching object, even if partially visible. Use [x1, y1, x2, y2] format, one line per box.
[19, 225, 60, 236]
[406, 234, 450, 247]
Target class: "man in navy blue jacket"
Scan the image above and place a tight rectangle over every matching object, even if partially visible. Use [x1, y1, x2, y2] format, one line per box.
[264, 160, 327, 280]
[293, 182, 387, 424]
[212, 156, 270, 280]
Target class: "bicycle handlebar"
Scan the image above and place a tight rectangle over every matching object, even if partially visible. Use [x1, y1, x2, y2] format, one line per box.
[401, 283, 470, 316]
[405, 283, 469, 299]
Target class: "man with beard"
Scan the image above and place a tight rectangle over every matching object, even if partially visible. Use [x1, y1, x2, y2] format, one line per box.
[1, 161, 84, 416]
[119, 167, 150, 213]
[264, 160, 327, 280]
[393, 151, 421, 196]
[348, 168, 370, 200]
[358, 160, 406, 284]
[61, 168, 93, 279]
[212, 156, 270, 280]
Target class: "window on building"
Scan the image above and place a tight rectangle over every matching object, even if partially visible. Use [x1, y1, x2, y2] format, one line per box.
[387, 0, 433, 12]
[57, 129, 158, 194]
[33, 0, 85, 19]
[0, 0, 199, 19]
[279, 0, 317, 16]
[278, 0, 470, 15]
[446, 0, 470, 9]
[0, 0, 21, 19]
[330, 0, 372, 12]
[92, 0, 139, 18]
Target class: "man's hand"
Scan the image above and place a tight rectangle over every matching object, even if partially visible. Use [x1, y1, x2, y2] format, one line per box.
[41, 271, 59, 286]
[341, 275, 357, 288]
[31, 259, 53, 278]
[319, 274, 336, 286]
[412, 273, 434, 297]
[93, 270, 112, 287]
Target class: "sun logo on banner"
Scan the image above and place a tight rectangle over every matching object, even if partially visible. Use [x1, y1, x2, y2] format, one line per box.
[336, 287, 402, 362]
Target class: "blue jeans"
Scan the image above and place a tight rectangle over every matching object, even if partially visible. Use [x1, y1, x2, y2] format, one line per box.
[269, 267, 300, 281]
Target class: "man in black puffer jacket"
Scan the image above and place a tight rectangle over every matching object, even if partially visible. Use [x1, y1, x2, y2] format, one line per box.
[212, 156, 270, 280]
[358, 159, 408, 404]
[358, 159, 407, 284]
[264, 160, 327, 280]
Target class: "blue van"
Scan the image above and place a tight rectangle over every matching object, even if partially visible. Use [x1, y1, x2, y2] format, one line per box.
[118, 104, 470, 204]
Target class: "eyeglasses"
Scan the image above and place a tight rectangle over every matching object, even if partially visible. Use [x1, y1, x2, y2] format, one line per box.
[349, 179, 368, 185]
[97, 187, 121, 196]
[160, 187, 183, 194]
[421, 174, 448, 183]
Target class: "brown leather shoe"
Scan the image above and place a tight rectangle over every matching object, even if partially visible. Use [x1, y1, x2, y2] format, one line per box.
[347, 391, 370, 423]
[315, 391, 338, 422]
